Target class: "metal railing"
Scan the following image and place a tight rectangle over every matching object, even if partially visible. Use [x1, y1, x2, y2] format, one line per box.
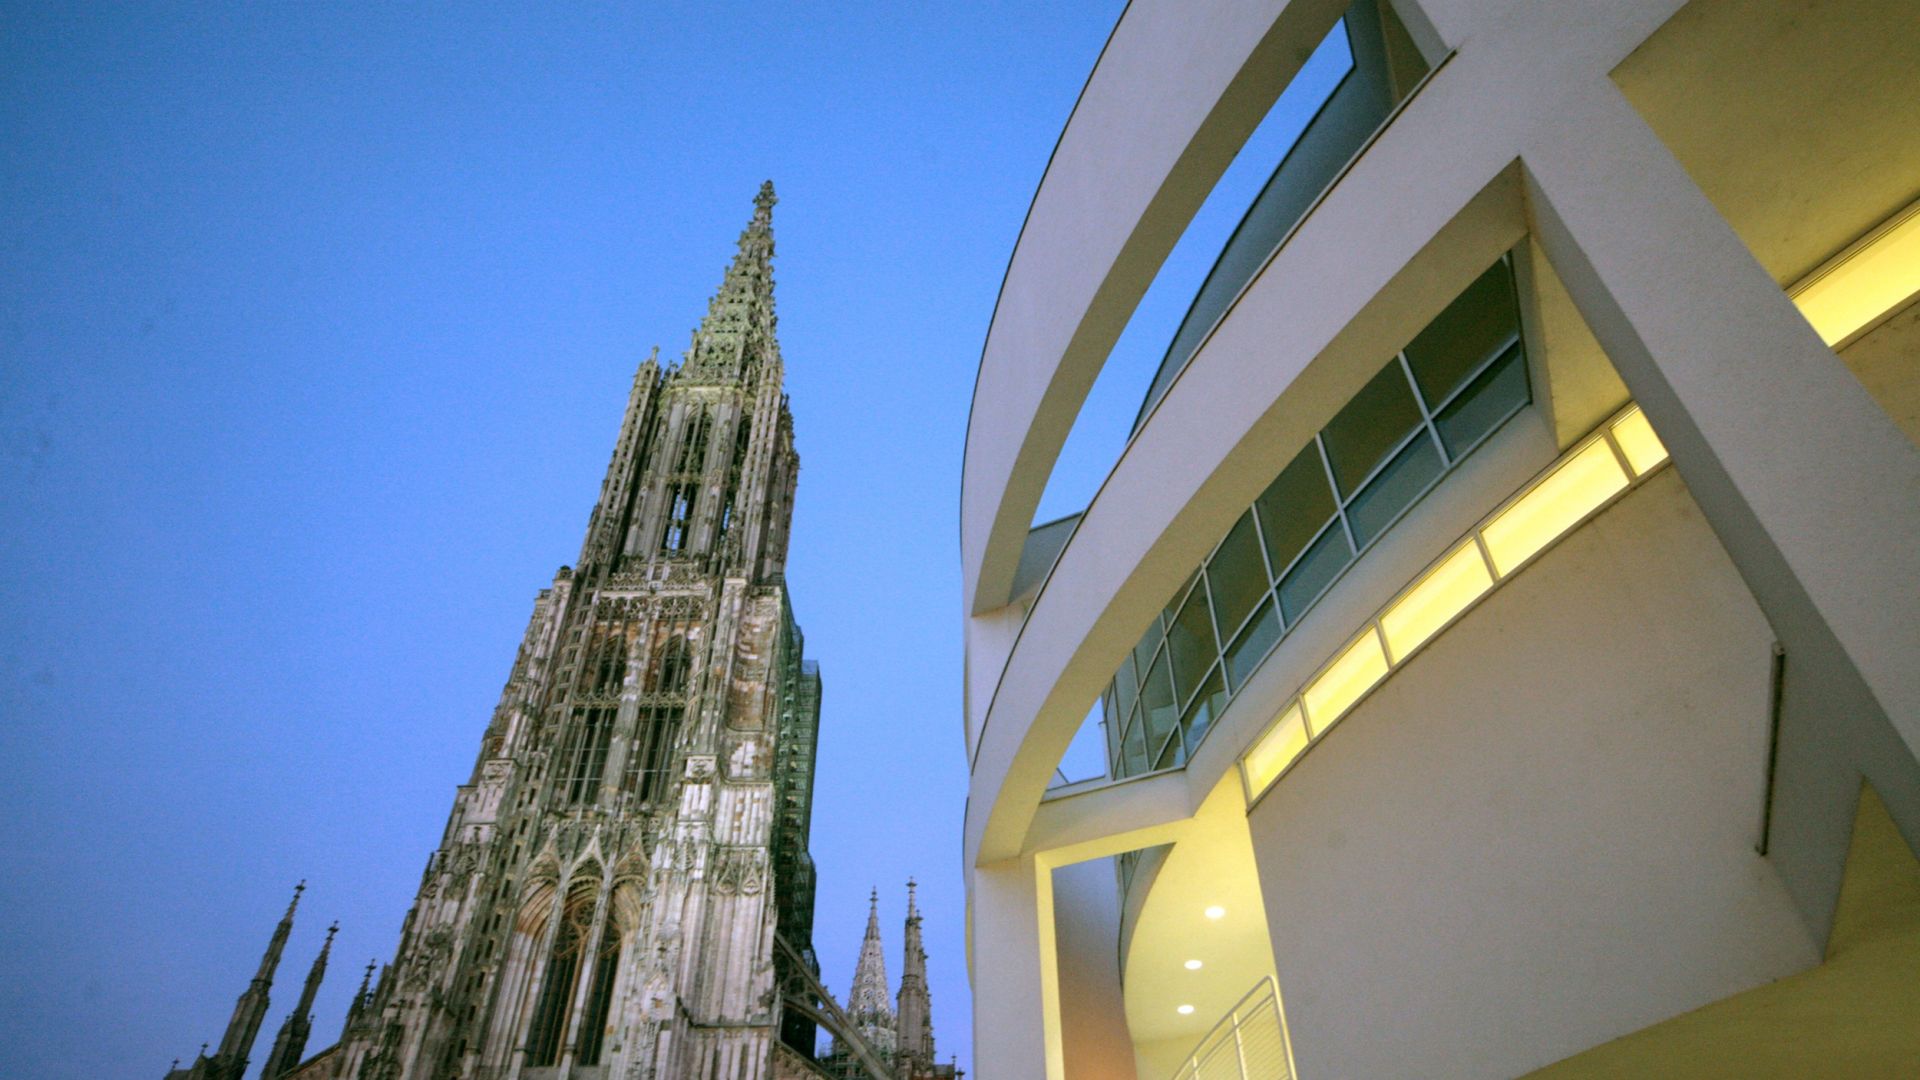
[1170, 978, 1296, 1080]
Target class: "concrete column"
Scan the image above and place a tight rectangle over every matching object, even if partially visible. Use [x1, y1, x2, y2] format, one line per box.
[1052, 859, 1138, 1080]
[970, 856, 1063, 1079]
[1523, 82, 1920, 932]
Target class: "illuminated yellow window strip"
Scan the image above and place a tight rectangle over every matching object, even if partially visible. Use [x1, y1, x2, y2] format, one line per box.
[1242, 403, 1673, 803]
[1243, 703, 1308, 795]
[1609, 405, 1669, 476]
[1481, 438, 1628, 577]
[1302, 629, 1388, 735]
[1379, 540, 1494, 663]
[1791, 198, 1920, 348]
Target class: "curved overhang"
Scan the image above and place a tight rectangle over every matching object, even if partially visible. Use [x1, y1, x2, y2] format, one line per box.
[960, 0, 1354, 617]
[963, 0, 1720, 871]
[968, 124, 1533, 870]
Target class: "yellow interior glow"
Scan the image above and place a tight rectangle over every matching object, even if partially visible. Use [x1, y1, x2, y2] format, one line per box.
[1609, 406, 1670, 476]
[1243, 703, 1309, 797]
[1482, 438, 1629, 576]
[1380, 541, 1494, 663]
[1791, 199, 1920, 347]
[1302, 630, 1389, 734]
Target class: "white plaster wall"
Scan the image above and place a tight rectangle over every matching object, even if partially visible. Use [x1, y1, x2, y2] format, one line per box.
[1052, 859, 1139, 1080]
[1246, 471, 1819, 1079]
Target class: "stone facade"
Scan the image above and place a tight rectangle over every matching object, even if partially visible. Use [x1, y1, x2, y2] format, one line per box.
[171, 184, 831, 1080]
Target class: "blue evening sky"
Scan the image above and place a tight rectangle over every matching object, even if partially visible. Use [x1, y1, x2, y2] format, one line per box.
[0, 4, 1351, 1077]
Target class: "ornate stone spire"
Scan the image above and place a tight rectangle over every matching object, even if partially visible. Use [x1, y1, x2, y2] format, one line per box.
[203, 881, 302, 1080]
[681, 181, 779, 382]
[896, 879, 935, 1069]
[346, 959, 375, 1024]
[844, 887, 897, 1057]
[259, 921, 336, 1079]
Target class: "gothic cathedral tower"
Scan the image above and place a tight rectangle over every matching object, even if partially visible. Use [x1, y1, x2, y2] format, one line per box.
[325, 183, 824, 1080]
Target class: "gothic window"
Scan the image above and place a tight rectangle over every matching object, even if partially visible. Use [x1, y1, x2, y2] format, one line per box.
[674, 411, 711, 472]
[591, 633, 626, 694]
[717, 415, 752, 543]
[558, 707, 615, 805]
[573, 920, 621, 1065]
[655, 636, 690, 695]
[524, 882, 597, 1067]
[621, 705, 681, 805]
[660, 410, 713, 554]
[660, 483, 696, 553]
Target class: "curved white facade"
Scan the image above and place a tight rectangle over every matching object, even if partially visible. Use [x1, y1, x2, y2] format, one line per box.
[960, 0, 1920, 1076]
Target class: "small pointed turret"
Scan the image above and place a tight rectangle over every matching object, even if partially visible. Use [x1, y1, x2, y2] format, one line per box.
[342, 958, 377, 1034]
[896, 879, 936, 1071]
[179, 882, 302, 1080]
[260, 922, 335, 1079]
[843, 887, 897, 1057]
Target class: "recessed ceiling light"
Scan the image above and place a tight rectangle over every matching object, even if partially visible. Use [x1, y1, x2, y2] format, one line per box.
[1184, 959, 1203, 970]
[1204, 905, 1226, 920]
[1177, 1004, 1195, 1015]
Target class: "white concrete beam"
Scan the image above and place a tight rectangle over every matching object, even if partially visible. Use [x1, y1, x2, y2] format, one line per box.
[962, 0, 1349, 615]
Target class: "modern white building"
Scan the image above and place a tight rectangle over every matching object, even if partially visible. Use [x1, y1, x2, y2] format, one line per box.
[958, 0, 1920, 1076]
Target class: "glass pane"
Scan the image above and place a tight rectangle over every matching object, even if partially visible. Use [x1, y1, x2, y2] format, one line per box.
[1278, 522, 1353, 623]
[1153, 726, 1182, 770]
[1347, 433, 1444, 547]
[1139, 649, 1179, 760]
[1163, 569, 1199, 625]
[1225, 599, 1282, 690]
[1435, 343, 1527, 457]
[1321, 359, 1423, 497]
[1122, 707, 1148, 776]
[1405, 258, 1520, 407]
[1180, 666, 1228, 757]
[1114, 652, 1138, 719]
[1133, 618, 1165, 675]
[1255, 443, 1337, 577]
[1167, 584, 1219, 708]
[1207, 513, 1268, 641]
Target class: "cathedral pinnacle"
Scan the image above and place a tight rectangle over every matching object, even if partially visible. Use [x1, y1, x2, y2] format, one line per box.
[681, 183, 780, 382]
[846, 885, 895, 1040]
[260, 917, 337, 1080]
[897, 878, 935, 1067]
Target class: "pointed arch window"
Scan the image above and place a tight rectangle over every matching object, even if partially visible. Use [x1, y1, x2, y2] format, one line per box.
[573, 918, 621, 1065]
[623, 636, 688, 804]
[558, 707, 615, 805]
[524, 881, 597, 1067]
[591, 632, 627, 695]
[655, 636, 690, 695]
[661, 410, 714, 554]
[661, 484, 696, 553]
[675, 411, 712, 472]
[717, 415, 753, 544]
